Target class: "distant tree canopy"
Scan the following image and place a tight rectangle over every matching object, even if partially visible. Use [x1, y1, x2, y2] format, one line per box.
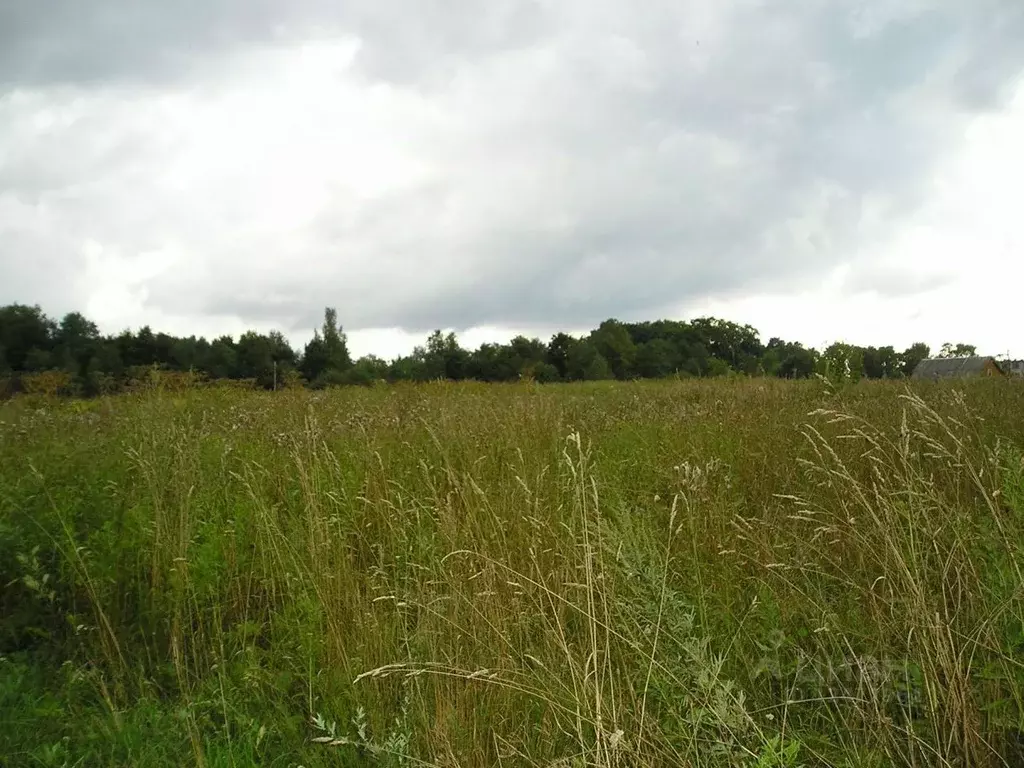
[301, 307, 352, 387]
[0, 301, 963, 396]
[938, 342, 978, 359]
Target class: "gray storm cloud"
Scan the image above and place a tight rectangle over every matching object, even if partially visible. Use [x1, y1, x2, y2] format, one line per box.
[1, 0, 1022, 336]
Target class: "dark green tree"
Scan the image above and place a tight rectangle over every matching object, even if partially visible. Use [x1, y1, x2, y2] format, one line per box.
[509, 336, 548, 376]
[690, 317, 763, 374]
[424, 331, 469, 380]
[237, 332, 275, 385]
[388, 354, 427, 382]
[863, 346, 901, 379]
[322, 307, 352, 372]
[862, 347, 883, 379]
[54, 312, 99, 375]
[778, 346, 817, 379]
[468, 343, 514, 382]
[546, 333, 575, 380]
[566, 339, 611, 381]
[1, 300, 970, 395]
[900, 343, 931, 377]
[635, 338, 679, 378]
[0, 304, 54, 371]
[24, 347, 53, 371]
[590, 319, 637, 380]
[205, 336, 238, 380]
[301, 332, 329, 382]
[170, 337, 200, 372]
[92, 342, 125, 380]
[302, 308, 352, 385]
[344, 355, 389, 385]
[819, 342, 865, 382]
[532, 362, 561, 382]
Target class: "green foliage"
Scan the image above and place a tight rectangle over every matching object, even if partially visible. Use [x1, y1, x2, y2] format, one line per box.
[2, 378, 1023, 765]
[546, 332, 574, 379]
[237, 330, 296, 388]
[749, 736, 803, 768]
[565, 338, 612, 380]
[387, 353, 428, 382]
[423, 330, 469, 380]
[705, 357, 733, 377]
[635, 338, 679, 378]
[321, 306, 352, 371]
[0, 304, 55, 371]
[862, 345, 901, 379]
[531, 361, 562, 383]
[779, 348, 816, 379]
[818, 341, 865, 384]
[689, 317, 764, 374]
[939, 342, 978, 358]
[0, 302, 971, 399]
[311, 691, 414, 766]
[302, 307, 352, 384]
[344, 355, 390, 386]
[590, 319, 637, 379]
[900, 342, 930, 377]
[300, 330, 329, 382]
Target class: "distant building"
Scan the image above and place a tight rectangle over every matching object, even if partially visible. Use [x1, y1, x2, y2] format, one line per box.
[1001, 360, 1024, 378]
[911, 356, 1005, 380]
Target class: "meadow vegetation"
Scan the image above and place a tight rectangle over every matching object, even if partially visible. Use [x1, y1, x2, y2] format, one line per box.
[2, 377, 1024, 767]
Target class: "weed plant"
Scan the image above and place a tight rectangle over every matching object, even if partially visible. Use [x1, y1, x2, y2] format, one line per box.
[2, 378, 1023, 766]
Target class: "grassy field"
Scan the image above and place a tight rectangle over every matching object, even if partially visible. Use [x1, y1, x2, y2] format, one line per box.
[2, 378, 1024, 767]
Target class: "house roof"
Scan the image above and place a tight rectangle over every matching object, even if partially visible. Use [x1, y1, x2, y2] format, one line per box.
[911, 356, 1003, 379]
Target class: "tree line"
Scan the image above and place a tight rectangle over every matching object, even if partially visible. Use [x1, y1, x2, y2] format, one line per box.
[0, 303, 975, 396]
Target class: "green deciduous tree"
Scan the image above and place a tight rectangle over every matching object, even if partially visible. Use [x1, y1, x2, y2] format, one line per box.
[531, 362, 561, 383]
[546, 333, 574, 380]
[635, 338, 679, 378]
[690, 317, 763, 374]
[237, 332, 276, 386]
[763, 338, 817, 379]
[778, 346, 817, 379]
[388, 354, 427, 382]
[939, 342, 977, 358]
[301, 307, 351, 384]
[301, 332, 329, 382]
[205, 336, 238, 380]
[590, 319, 636, 380]
[424, 331, 469, 380]
[322, 307, 352, 372]
[0, 304, 54, 371]
[54, 312, 99, 376]
[468, 343, 515, 382]
[862, 346, 902, 379]
[0, 300, 983, 396]
[344, 355, 389, 385]
[565, 339, 611, 381]
[24, 347, 53, 372]
[819, 342, 865, 383]
[900, 343, 931, 377]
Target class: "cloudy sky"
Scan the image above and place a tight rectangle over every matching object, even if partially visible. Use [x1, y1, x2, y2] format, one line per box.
[1, 0, 1022, 359]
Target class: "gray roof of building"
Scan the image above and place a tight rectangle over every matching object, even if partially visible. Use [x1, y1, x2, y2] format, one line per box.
[911, 356, 1002, 379]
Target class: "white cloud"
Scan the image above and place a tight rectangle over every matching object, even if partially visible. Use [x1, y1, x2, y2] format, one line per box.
[1, 1, 1023, 359]
[689, 77, 1024, 357]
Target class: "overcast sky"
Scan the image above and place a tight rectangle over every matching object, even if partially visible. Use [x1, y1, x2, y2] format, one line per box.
[1, 1, 1022, 359]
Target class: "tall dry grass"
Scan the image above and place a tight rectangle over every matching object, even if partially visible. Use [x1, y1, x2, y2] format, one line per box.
[1, 378, 1023, 766]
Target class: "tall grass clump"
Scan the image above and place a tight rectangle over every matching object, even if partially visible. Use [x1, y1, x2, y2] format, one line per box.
[1, 378, 1023, 766]
[740, 390, 1024, 766]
